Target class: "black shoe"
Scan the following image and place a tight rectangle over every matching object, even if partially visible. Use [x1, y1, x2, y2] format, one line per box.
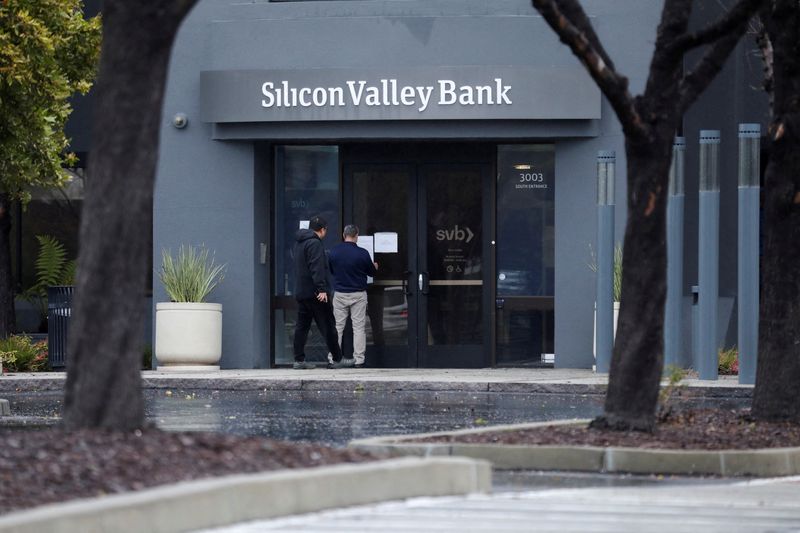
[293, 360, 315, 370]
[354, 363, 365, 368]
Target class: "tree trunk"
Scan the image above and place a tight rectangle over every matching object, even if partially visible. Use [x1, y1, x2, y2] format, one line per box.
[593, 135, 673, 432]
[751, 0, 800, 422]
[63, 1, 197, 430]
[0, 194, 15, 339]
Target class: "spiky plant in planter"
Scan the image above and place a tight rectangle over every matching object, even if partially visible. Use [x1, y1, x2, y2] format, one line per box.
[159, 245, 225, 303]
[155, 245, 227, 371]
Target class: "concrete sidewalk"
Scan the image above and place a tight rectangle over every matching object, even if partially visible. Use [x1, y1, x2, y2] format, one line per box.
[205, 476, 800, 532]
[0, 367, 751, 396]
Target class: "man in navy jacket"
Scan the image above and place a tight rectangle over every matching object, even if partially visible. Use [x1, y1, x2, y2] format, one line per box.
[292, 216, 351, 369]
[328, 224, 378, 367]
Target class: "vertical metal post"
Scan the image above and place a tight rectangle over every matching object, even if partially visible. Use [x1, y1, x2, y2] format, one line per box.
[738, 124, 760, 384]
[664, 137, 685, 369]
[698, 130, 720, 380]
[595, 151, 615, 373]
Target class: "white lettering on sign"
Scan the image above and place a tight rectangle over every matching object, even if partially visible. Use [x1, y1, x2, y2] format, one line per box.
[261, 78, 511, 113]
[515, 171, 548, 190]
[519, 172, 544, 182]
[436, 225, 474, 243]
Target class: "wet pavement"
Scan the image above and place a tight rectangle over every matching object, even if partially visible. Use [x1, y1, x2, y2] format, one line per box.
[3, 389, 608, 445]
[2, 367, 754, 492]
[1, 388, 749, 447]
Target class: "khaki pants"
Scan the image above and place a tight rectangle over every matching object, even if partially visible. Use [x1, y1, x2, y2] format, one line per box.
[332, 291, 368, 365]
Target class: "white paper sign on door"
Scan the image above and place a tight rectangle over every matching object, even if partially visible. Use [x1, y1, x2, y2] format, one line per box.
[299, 220, 310, 229]
[357, 235, 375, 284]
[374, 232, 398, 253]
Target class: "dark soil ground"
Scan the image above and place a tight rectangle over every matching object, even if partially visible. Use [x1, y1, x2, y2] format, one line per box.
[4, 409, 799, 517]
[0, 428, 384, 516]
[419, 408, 800, 450]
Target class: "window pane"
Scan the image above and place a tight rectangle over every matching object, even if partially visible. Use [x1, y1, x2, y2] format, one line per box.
[496, 145, 555, 365]
[352, 167, 409, 348]
[425, 166, 482, 346]
[496, 145, 554, 296]
[273, 145, 340, 365]
[274, 146, 340, 296]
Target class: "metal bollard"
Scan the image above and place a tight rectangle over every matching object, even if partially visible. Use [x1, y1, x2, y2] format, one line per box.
[737, 124, 760, 384]
[595, 151, 615, 374]
[665, 136, 686, 369]
[697, 130, 720, 380]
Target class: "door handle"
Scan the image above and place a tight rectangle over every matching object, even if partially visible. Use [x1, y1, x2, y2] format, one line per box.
[402, 271, 411, 296]
[418, 274, 423, 291]
[420, 271, 430, 295]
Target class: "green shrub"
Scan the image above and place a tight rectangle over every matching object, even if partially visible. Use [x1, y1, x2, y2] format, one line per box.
[718, 347, 739, 375]
[0, 336, 48, 372]
[159, 245, 226, 303]
[21, 235, 76, 328]
[657, 363, 688, 421]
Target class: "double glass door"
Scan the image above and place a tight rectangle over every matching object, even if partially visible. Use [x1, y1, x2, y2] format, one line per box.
[344, 159, 490, 367]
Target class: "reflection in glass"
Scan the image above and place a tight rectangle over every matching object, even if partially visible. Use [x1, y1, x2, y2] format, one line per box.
[496, 145, 555, 365]
[273, 146, 340, 364]
[425, 167, 482, 346]
[274, 146, 340, 297]
[352, 168, 409, 348]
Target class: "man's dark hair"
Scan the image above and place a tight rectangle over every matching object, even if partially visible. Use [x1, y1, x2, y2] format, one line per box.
[343, 224, 359, 238]
[309, 215, 328, 232]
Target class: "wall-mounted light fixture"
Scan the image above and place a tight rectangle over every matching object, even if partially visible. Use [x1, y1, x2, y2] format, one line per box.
[172, 113, 188, 129]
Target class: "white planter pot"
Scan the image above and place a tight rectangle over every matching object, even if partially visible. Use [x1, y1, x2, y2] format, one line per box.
[593, 301, 620, 362]
[155, 302, 222, 371]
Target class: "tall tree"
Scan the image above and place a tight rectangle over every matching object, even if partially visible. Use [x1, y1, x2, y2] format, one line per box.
[0, 0, 100, 339]
[63, 0, 197, 430]
[751, 0, 800, 422]
[531, 0, 762, 430]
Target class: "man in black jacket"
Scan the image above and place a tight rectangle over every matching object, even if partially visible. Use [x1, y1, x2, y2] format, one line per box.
[292, 216, 352, 369]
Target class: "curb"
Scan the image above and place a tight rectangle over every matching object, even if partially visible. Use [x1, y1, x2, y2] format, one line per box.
[0, 457, 490, 533]
[349, 420, 800, 477]
[0, 375, 752, 399]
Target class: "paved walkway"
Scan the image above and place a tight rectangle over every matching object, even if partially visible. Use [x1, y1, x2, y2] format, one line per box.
[202, 476, 800, 532]
[1, 367, 750, 391]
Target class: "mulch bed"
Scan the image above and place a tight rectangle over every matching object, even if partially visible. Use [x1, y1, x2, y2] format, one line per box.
[0, 428, 383, 516]
[4, 410, 800, 517]
[417, 409, 800, 450]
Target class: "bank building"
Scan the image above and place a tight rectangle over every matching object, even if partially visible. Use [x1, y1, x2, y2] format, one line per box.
[47, 0, 765, 370]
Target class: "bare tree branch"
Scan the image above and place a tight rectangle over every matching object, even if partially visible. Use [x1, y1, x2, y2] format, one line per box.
[549, 0, 618, 70]
[531, 0, 644, 138]
[677, 27, 746, 113]
[752, 14, 774, 108]
[641, 0, 692, 101]
[668, 0, 763, 56]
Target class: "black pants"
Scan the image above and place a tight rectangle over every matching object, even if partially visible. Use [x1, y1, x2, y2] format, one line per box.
[293, 297, 343, 362]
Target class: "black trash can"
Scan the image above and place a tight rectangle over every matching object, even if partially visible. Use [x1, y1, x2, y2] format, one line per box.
[47, 286, 74, 369]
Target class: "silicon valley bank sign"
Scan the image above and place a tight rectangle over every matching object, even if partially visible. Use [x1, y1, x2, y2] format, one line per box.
[200, 67, 600, 123]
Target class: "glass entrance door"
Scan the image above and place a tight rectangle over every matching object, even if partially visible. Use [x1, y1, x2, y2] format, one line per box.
[347, 164, 414, 368]
[418, 164, 488, 367]
[344, 160, 490, 368]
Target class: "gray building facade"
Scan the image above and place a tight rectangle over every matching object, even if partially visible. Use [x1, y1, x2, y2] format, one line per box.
[152, 0, 766, 369]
